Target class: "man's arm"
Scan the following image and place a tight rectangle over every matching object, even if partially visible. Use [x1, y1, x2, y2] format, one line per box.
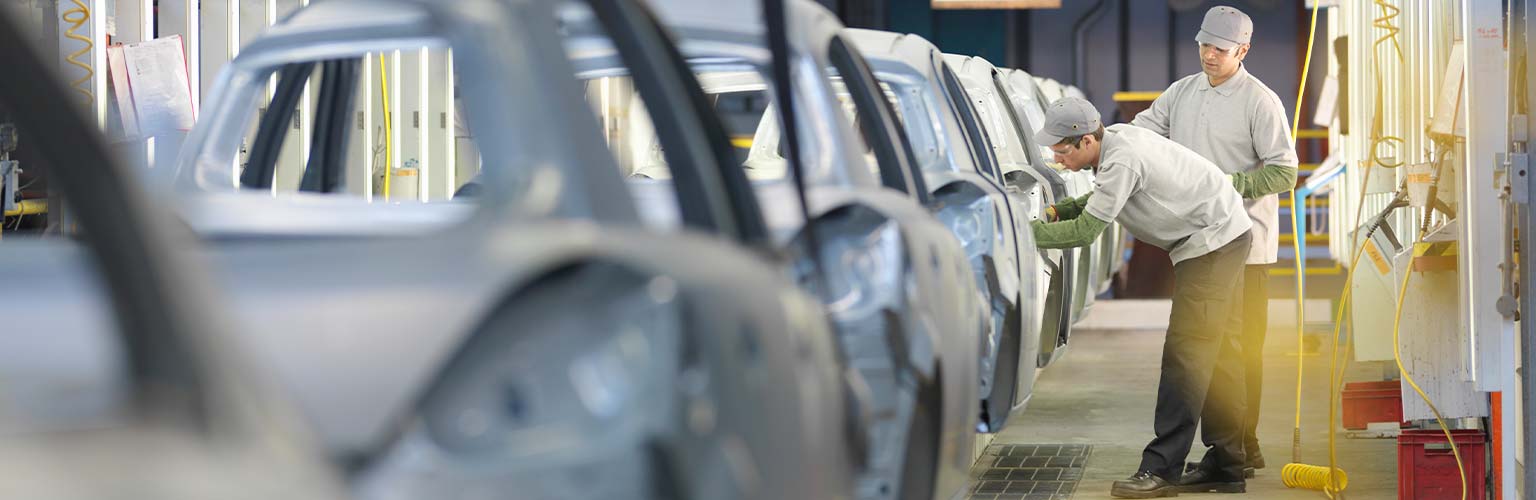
[1129, 88, 1176, 137]
[1031, 213, 1110, 249]
[1240, 91, 1302, 199]
[1047, 193, 1093, 221]
[1230, 164, 1299, 199]
[1039, 160, 1138, 247]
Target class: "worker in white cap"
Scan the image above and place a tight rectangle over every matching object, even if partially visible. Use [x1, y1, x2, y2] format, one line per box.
[1130, 5, 1300, 488]
[1031, 97, 1252, 498]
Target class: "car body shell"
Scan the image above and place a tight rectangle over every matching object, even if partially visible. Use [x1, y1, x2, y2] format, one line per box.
[642, 1, 984, 498]
[148, 0, 864, 497]
[844, 30, 1084, 428]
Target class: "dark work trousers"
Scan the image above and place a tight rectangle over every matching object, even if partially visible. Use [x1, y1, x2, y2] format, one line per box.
[1139, 232, 1250, 482]
[1239, 265, 1269, 459]
[1195, 264, 1268, 474]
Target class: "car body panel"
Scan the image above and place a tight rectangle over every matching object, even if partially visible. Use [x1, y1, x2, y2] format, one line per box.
[845, 30, 1074, 432]
[642, 1, 982, 497]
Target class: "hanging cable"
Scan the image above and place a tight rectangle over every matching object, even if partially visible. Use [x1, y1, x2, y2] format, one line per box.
[1284, 0, 1322, 478]
[1368, 0, 1406, 169]
[1391, 243, 1468, 500]
[378, 54, 393, 201]
[61, 0, 94, 103]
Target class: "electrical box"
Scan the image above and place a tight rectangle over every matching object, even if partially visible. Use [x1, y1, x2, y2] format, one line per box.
[1349, 216, 1405, 362]
[1394, 242, 1486, 420]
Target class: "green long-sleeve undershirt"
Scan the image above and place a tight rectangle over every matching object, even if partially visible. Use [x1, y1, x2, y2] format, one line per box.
[1032, 213, 1110, 249]
[1230, 164, 1299, 199]
[1033, 192, 1107, 249]
[1049, 193, 1093, 220]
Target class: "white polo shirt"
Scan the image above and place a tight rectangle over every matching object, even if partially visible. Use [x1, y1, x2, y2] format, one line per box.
[1084, 125, 1252, 265]
[1130, 65, 1298, 264]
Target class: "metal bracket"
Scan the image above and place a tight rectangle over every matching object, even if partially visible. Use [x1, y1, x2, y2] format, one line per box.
[1, 160, 17, 214]
[1510, 152, 1530, 204]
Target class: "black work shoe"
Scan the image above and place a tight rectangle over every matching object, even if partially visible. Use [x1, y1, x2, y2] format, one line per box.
[1176, 467, 1247, 494]
[1111, 471, 1179, 498]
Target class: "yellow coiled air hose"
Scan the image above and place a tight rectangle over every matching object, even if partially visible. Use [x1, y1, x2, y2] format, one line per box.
[62, 0, 94, 103]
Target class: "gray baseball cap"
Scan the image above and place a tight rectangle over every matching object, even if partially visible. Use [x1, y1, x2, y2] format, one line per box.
[1034, 97, 1102, 147]
[1195, 6, 1253, 50]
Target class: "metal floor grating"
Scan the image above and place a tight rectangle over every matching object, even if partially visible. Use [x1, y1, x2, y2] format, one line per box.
[967, 444, 1091, 500]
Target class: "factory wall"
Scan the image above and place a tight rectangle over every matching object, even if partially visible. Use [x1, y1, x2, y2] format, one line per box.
[868, 0, 1329, 128]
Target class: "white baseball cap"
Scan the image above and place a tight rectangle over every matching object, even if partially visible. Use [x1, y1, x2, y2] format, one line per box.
[1034, 97, 1102, 147]
[1196, 6, 1253, 50]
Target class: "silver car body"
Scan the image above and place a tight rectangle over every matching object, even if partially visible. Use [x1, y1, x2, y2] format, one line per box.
[0, 15, 345, 499]
[162, 0, 861, 498]
[645, 1, 982, 498]
[1002, 70, 1125, 305]
[841, 30, 1037, 431]
[944, 53, 1111, 418]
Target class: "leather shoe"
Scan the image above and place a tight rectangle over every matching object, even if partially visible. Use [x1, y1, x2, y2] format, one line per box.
[1111, 470, 1179, 498]
[1176, 467, 1246, 494]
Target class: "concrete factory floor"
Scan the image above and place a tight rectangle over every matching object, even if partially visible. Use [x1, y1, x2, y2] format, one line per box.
[980, 300, 1401, 499]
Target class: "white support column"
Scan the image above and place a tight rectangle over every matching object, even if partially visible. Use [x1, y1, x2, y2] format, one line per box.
[156, 0, 199, 108]
[201, 0, 240, 103]
[271, 0, 306, 192]
[452, 63, 480, 194]
[427, 47, 453, 200]
[1461, 2, 1516, 496]
[1461, 0, 1513, 387]
[390, 49, 404, 199]
[1523, 0, 1536, 496]
[110, 0, 152, 43]
[395, 48, 424, 202]
[416, 47, 430, 202]
[348, 54, 375, 199]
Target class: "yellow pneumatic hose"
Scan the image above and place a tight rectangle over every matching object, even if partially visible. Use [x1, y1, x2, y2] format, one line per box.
[1284, 2, 1466, 497]
[379, 54, 393, 201]
[1390, 244, 1468, 500]
[1282, 0, 1322, 487]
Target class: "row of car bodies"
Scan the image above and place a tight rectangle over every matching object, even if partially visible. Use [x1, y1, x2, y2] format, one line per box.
[0, 0, 1121, 498]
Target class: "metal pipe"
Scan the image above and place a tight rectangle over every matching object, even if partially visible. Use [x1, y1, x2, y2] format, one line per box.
[1166, 5, 1177, 84]
[1071, 0, 1110, 90]
[2, 199, 46, 217]
[1117, 0, 1129, 93]
[1008, 10, 1032, 70]
[1521, 0, 1535, 494]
